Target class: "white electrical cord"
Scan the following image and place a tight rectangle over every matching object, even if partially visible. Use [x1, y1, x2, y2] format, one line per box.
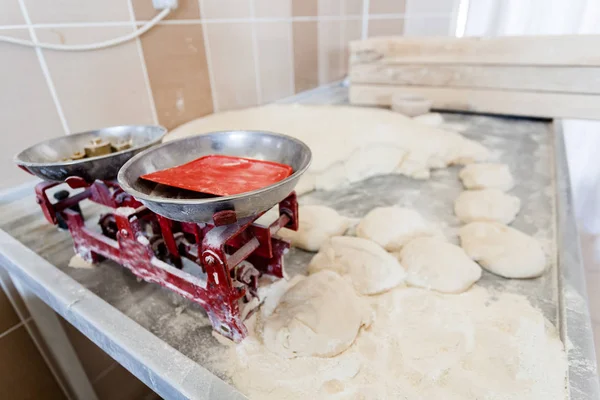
[0, 7, 171, 52]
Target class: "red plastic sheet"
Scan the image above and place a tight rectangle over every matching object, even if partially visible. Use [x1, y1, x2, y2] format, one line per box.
[141, 155, 293, 196]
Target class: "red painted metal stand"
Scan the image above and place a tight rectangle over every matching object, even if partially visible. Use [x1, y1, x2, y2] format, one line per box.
[35, 178, 298, 342]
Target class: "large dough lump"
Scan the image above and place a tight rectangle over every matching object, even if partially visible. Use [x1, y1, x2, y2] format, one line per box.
[277, 205, 351, 252]
[459, 222, 547, 278]
[262, 270, 369, 358]
[397, 237, 482, 293]
[356, 206, 443, 251]
[454, 189, 521, 225]
[459, 163, 514, 191]
[309, 236, 406, 295]
[167, 105, 490, 190]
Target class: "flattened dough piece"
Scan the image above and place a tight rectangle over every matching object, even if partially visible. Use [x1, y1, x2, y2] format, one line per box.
[396, 237, 482, 293]
[356, 207, 443, 251]
[454, 189, 521, 224]
[262, 270, 369, 358]
[278, 205, 351, 252]
[459, 163, 514, 191]
[309, 236, 406, 295]
[459, 222, 547, 278]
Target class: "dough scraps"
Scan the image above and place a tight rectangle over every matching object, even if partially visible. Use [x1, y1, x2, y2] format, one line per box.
[167, 105, 490, 192]
[308, 236, 406, 295]
[459, 163, 515, 191]
[454, 189, 521, 225]
[356, 206, 444, 251]
[277, 205, 352, 252]
[223, 285, 567, 400]
[459, 221, 547, 278]
[396, 237, 482, 294]
[262, 270, 370, 358]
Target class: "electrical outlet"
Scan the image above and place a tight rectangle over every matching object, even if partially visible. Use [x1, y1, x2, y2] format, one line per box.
[152, 0, 178, 9]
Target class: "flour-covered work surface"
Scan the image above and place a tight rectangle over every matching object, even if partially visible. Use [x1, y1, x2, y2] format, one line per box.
[0, 90, 585, 399]
[204, 111, 565, 399]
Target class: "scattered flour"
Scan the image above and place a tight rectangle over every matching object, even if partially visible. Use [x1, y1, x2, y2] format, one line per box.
[222, 284, 567, 400]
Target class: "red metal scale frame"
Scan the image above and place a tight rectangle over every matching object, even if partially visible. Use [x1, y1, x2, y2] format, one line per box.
[35, 177, 298, 342]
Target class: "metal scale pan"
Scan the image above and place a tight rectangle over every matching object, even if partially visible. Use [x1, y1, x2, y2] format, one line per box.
[117, 130, 312, 223]
[14, 125, 167, 182]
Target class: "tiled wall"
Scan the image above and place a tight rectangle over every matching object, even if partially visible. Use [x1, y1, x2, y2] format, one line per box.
[1, 0, 458, 190]
[0, 270, 67, 399]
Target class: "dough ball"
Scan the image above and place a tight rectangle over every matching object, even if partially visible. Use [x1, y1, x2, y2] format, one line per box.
[308, 236, 406, 295]
[458, 222, 547, 278]
[413, 113, 444, 126]
[396, 237, 482, 294]
[454, 189, 521, 225]
[459, 163, 514, 191]
[356, 207, 443, 251]
[278, 205, 351, 252]
[262, 270, 369, 358]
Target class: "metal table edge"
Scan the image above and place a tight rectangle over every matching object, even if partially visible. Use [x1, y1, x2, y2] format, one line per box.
[0, 228, 246, 400]
[554, 120, 600, 399]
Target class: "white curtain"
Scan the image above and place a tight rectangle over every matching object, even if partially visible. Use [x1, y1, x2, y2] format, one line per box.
[464, 0, 600, 234]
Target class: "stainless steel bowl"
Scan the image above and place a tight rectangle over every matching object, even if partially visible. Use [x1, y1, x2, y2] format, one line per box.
[117, 130, 312, 223]
[14, 125, 167, 182]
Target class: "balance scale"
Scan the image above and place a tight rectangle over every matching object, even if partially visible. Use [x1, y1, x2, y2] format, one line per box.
[15, 125, 312, 342]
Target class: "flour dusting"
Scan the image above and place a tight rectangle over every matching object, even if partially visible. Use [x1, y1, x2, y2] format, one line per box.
[220, 283, 567, 400]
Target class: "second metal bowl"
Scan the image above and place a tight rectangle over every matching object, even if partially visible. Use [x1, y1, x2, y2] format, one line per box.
[14, 125, 167, 182]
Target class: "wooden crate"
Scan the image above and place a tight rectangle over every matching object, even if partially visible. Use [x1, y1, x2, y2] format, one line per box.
[349, 35, 600, 119]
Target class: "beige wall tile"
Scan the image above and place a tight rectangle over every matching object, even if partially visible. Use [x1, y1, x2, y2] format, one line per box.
[36, 26, 154, 133]
[254, 0, 291, 18]
[133, 0, 200, 20]
[292, 0, 318, 16]
[201, 0, 252, 19]
[369, 0, 406, 14]
[0, 0, 25, 25]
[93, 363, 156, 400]
[140, 24, 213, 130]
[343, 0, 364, 16]
[23, 0, 130, 23]
[205, 22, 258, 110]
[0, 287, 20, 334]
[0, 325, 67, 399]
[319, 0, 342, 16]
[318, 21, 344, 85]
[405, 0, 455, 15]
[404, 16, 453, 36]
[368, 18, 404, 36]
[292, 21, 319, 93]
[0, 29, 64, 189]
[256, 22, 294, 103]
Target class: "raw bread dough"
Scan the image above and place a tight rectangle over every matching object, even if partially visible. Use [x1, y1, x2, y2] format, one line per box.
[262, 270, 369, 358]
[168, 105, 490, 191]
[459, 222, 547, 278]
[459, 163, 515, 191]
[413, 112, 444, 126]
[454, 189, 521, 224]
[225, 285, 567, 400]
[308, 236, 406, 295]
[356, 206, 443, 251]
[397, 237, 482, 294]
[277, 205, 351, 252]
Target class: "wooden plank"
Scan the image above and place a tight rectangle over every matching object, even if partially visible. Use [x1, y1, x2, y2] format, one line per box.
[349, 84, 600, 119]
[350, 35, 600, 66]
[349, 64, 600, 94]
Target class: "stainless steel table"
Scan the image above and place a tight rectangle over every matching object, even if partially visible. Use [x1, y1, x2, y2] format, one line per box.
[0, 83, 598, 399]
